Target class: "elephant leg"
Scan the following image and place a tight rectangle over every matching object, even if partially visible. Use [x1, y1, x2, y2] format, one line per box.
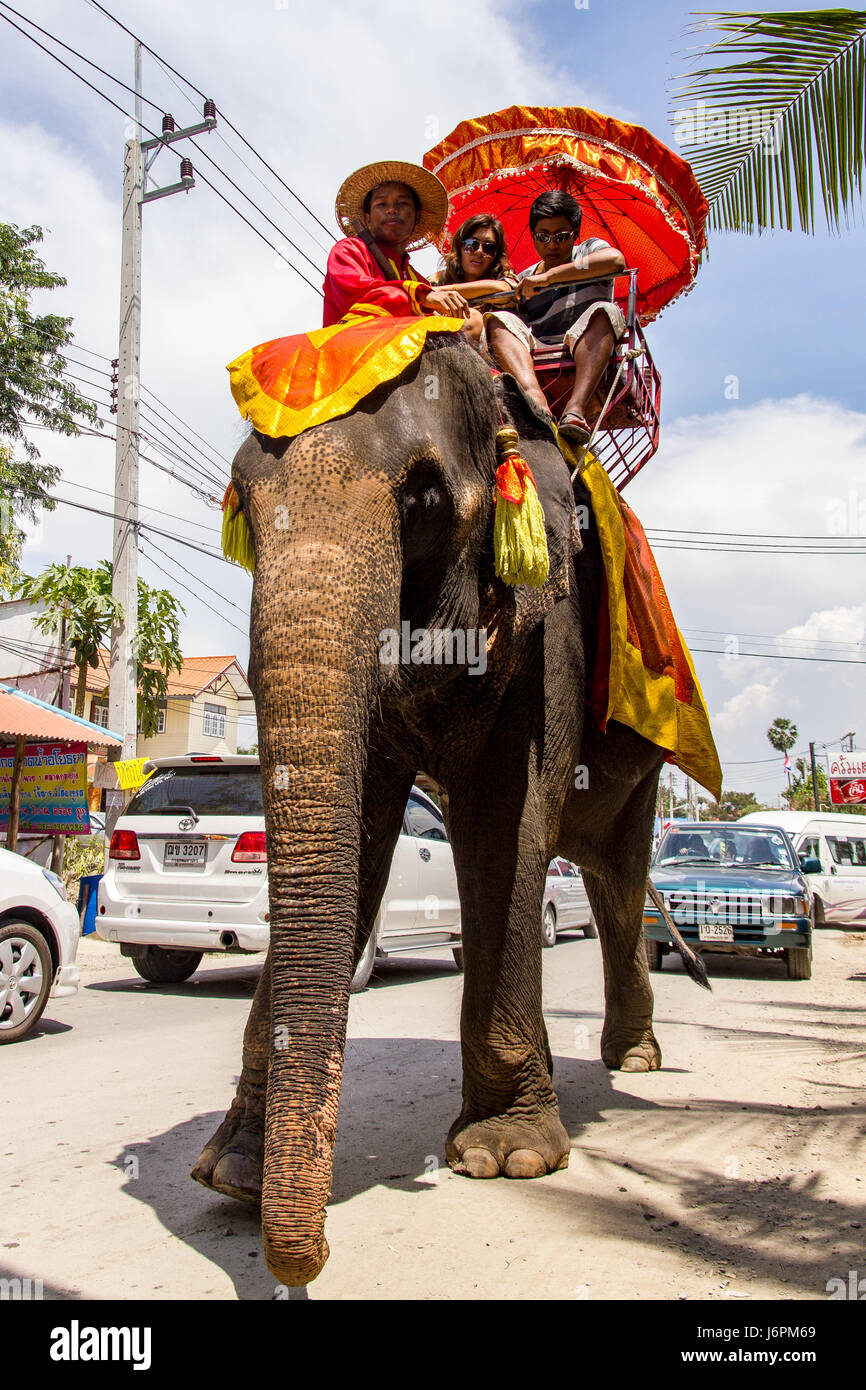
[444, 770, 570, 1180]
[191, 953, 271, 1202]
[577, 757, 662, 1073]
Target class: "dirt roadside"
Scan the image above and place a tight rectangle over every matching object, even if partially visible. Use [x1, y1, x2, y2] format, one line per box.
[3, 928, 864, 1300]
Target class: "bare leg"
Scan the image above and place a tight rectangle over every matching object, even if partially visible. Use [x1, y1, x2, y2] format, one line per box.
[487, 321, 551, 418]
[562, 311, 617, 423]
[462, 307, 484, 342]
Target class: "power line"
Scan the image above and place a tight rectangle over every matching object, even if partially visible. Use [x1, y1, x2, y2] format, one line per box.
[690, 645, 866, 665]
[139, 382, 232, 470]
[140, 540, 249, 638]
[84, 0, 335, 242]
[684, 625, 865, 654]
[61, 478, 221, 537]
[0, 6, 323, 295]
[0, 0, 164, 111]
[139, 43, 332, 257]
[44, 492, 228, 562]
[142, 536, 249, 616]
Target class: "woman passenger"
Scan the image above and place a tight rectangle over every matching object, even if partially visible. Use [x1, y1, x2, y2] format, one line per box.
[434, 214, 518, 341]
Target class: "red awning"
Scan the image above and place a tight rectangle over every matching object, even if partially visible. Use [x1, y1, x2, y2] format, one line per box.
[0, 683, 122, 746]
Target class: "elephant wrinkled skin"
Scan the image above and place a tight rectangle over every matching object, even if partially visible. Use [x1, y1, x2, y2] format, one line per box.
[191, 334, 665, 1285]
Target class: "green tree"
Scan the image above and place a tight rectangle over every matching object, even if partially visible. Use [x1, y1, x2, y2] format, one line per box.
[705, 789, 767, 821]
[0, 224, 100, 589]
[135, 579, 184, 738]
[767, 717, 798, 755]
[15, 561, 184, 736]
[783, 755, 827, 810]
[670, 10, 866, 235]
[17, 561, 122, 717]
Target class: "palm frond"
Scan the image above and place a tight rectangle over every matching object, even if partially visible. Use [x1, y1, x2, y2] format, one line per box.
[669, 10, 866, 234]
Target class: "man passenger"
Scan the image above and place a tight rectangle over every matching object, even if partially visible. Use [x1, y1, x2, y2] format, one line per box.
[486, 190, 626, 444]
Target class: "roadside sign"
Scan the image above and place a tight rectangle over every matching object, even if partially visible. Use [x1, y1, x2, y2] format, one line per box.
[0, 740, 91, 835]
[827, 752, 866, 806]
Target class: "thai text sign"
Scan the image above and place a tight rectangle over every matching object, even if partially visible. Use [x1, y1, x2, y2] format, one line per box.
[828, 753, 866, 806]
[0, 741, 91, 835]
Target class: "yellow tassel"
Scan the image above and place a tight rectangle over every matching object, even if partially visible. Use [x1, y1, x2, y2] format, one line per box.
[221, 483, 256, 574]
[493, 427, 549, 588]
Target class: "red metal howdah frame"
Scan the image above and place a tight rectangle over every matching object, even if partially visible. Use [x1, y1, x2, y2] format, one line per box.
[532, 269, 661, 491]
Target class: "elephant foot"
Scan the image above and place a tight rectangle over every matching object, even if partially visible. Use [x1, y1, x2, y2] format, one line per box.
[191, 1095, 264, 1204]
[446, 1108, 570, 1179]
[601, 1028, 661, 1072]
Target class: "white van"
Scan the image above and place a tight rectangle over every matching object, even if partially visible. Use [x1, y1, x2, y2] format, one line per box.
[737, 810, 866, 926]
[97, 755, 462, 990]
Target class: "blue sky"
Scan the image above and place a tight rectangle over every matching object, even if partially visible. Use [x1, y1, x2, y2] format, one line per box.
[1, 0, 864, 801]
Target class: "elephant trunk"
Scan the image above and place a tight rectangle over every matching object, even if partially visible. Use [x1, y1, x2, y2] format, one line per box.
[261, 736, 361, 1286]
[253, 531, 389, 1287]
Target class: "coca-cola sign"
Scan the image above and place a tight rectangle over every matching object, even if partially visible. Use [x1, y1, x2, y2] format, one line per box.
[828, 752, 866, 805]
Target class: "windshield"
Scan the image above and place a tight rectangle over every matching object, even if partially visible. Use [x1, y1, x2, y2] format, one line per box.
[125, 767, 264, 818]
[654, 826, 796, 871]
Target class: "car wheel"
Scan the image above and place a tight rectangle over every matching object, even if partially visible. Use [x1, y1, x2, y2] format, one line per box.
[451, 945, 464, 971]
[583, 913, 598, 939]
[349, 927, 379, 993]
[129, 946, 203, 983]
[644, 938, 663, 971]
[542, 904, 557, 948]
[812, 897, 826, 928]
[786, 944, 812, 980]
[0, 921, 54, 1043]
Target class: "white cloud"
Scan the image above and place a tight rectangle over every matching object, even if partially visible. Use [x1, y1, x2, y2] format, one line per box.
[626, 395, 866, 799]
[711, 679, 779, 741]
[778, 604, 866, 649]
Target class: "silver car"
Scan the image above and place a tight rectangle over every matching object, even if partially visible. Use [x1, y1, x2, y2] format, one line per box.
[542, 858, 597, 947]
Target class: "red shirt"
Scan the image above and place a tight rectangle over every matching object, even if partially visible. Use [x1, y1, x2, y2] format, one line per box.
[322, 237, 430, 327]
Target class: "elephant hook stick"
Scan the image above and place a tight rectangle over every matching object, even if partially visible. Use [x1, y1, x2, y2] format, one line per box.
[645, 880, 711, 990]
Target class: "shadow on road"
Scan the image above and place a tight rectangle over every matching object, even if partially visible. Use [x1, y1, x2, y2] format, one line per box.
[111, 1012, 866, 1301]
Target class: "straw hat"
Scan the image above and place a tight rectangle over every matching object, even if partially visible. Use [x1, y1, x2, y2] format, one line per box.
[335, 160, 450, 250]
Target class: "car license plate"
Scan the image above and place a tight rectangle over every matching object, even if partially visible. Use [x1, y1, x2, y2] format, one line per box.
[163, 840, 206, 869]
[698, 922, 734, 942]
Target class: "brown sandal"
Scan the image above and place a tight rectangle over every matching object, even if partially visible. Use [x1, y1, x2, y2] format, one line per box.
[557, 411, 591, 446]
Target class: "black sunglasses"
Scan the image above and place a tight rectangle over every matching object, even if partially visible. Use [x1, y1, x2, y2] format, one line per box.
[532, 229, 576, 245]
[461, 236, 499, 256]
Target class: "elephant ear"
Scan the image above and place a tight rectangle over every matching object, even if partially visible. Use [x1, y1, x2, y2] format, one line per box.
[492, 375, 577, 639]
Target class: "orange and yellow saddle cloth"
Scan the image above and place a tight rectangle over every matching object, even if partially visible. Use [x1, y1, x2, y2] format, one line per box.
[225, 316, 721, 800]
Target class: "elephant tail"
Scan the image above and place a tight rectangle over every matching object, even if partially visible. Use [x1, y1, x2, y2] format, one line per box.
[646, 879, 711, 991]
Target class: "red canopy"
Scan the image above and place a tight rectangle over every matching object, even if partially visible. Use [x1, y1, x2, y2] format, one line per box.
[424, 105, 708, 322]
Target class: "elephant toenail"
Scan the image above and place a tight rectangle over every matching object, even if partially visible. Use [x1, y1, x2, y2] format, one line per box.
[211, 1150, 262, 1201]
[503, 1148, 547, 1178]
[455, 1146, 500, 1178]
[620, 1056, 651, 1072]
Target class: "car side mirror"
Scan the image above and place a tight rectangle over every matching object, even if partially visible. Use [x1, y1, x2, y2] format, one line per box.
[799, 856, 822, 874]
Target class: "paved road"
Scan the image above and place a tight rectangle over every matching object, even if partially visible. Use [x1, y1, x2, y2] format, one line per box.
[4, 929, 865, 1300]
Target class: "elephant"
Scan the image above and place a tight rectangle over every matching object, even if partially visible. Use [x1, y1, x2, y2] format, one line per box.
[191, 329, 667, 1286]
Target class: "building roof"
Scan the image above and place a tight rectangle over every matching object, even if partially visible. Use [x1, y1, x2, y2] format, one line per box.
[0, 682, 122, 746]
[87, 651, 253, 704]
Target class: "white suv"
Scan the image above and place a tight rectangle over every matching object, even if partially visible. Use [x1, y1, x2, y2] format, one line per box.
[97, 755, 462, 990]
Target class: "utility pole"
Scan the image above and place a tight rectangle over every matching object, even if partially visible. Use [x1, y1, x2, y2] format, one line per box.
[105, 42, 216, 834]
[50, 554, 73, 875]
[809, 741, 821, 812]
